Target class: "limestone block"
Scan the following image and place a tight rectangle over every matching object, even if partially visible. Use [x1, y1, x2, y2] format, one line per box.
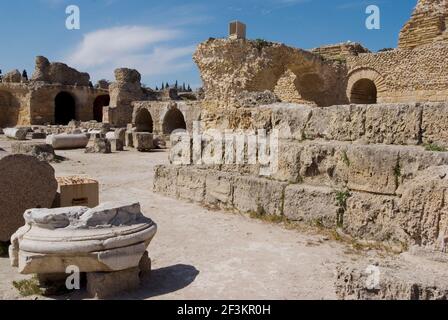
[105, 132, 115, 140]
[266, 103, 313, 140]
[46, 133, 89, 150]
[125, 131, 134, 148]
[365, 104, 422, 145]
[11, 142, 56, 162]
[205, 172, 234, 208]
[398, 148, 448, 187]
[176, 168, 206, 203]
[422, 103, 448, 148]
[109, 138, 124, 152]
[335, 257, 448, 300]
[0, 152, 57, 241]
[3, 69, 22, 83]
[153, 135, 167, 149]
[343, 192, 405, 243]
[269, 140, 302, 183]
[4, 128, 28, 140]
[133, 132, 154, 152]
[346, 144, 399, 195]
[233, 176, 286, 216]
[283, 184, 339, 228]
[299, 142, 349, 188]
[305, 105, 366, 141]
[397, 166, 448, 248]
[56, 176, 99, 208]
[87, 267, 140, 299]
[28, 132, 47, 140]
[115, 128, 126, 145]
[9, 202, 157, 274]
[85, 137, 111, 154]
[153, 165, 179, 197]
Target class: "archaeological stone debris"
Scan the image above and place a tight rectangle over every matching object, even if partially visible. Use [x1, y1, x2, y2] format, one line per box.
[1, 0, 448, 301]
[9, 202, 157, 298]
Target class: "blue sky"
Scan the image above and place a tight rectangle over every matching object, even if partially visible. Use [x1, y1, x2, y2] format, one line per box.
[0, 0, 417, 88]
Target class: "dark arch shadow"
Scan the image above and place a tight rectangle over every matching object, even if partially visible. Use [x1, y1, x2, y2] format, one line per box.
[350, 78, 377, 104]
[93, 95, 110, 123]
[55, 92, 76, 125]
[135, 108, 154, 133]
[163, 108, 186, 135]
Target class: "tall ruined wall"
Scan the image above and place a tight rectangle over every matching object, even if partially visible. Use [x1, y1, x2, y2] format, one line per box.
[0, 83, 31, 127]
[193, 38, 348, 110]
[105, 68, 143, 127]
[346, 42, 448, 103]
[399, 0, 448, 49]
[31, 56, 90, 86]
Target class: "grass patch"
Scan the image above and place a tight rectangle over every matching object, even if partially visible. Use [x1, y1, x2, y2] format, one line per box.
[424, 143, 447, 152]
[13, 276, 43, 297]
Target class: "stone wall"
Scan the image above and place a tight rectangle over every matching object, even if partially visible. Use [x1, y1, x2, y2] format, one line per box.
[154, 102, 448, 251]
[31, 56, 90, 86]
[311, 42, 370, 60]
[193, 38, 348, 110]
[399, 0, 448, 49]
[346, 42, 448, 104]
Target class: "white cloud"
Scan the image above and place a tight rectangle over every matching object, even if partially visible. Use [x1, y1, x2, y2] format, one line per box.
[66, 25, 195, 82]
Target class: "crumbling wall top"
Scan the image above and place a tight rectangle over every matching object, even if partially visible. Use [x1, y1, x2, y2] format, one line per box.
[31, 56, 90, 86]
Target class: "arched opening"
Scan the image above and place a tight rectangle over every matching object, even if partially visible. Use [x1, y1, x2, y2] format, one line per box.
[93, 95, 110, 123]
[54, 92, 76, 125]
[295, 73, 325, 106]
[135, 109, 154, 133]
[0, 90, 20, 127]
[350, 79, 377, 104]
[163, 108, 187, 134]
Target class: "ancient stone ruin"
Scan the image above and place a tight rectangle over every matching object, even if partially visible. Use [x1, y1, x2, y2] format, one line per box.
[1, 0, 448, 300]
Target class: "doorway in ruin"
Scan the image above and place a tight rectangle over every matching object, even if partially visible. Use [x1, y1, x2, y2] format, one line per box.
[54, 92, 76, 125]
[135, 108, 154, 133]
[350, 79, 377, 104]
[163, 108, 187, 134]
[0, 90, 20, 127]
[93, 95, 110, 122]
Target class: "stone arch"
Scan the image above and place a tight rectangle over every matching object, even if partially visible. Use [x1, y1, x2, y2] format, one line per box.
[54, 91, 76, 125]
[135, 108, 154, 133]
[347, 68, 387, 104]
[350, 79, 377, 104]
[93, 95, 110, 123]
[0, 90, 20, 127]
[163, 107, 186, 134]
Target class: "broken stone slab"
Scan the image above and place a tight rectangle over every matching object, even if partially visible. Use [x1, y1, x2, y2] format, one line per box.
[133, 132, 153, 152]
[46, 133, 89, 150]
[85, 137, 111, 154]
[105, 132, 116, 140]
[4, 128, 28, 140]
[335, 252, 448, 300]
[9, 201, 157, 274]
[0, 152, 58, 242]
[11, 141, 56, 162]
[28, 132, 47, 140]
[125, 131, 134, 148]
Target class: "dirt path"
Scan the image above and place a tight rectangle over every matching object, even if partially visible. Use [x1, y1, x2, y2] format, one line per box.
[0, 139, 367, 300]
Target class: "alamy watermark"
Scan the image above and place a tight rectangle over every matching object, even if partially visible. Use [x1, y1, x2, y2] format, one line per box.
[170, 122, 279, 177]
[66, 5, 80, 30]
[366, 5, 380, 30]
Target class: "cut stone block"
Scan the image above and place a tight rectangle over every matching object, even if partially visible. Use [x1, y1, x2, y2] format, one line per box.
[87, 267, 140, 299]
[109, 138, 124, 152]
[0, 152, 57, 241]
[153, 165, 178, 197]
[205, 172, 234, 208]
[133, 132, 154, 152]
[177, 168, 206, 203]
[125, 131, 134, 148]
[85, 137, 111, 154]
[11, 141, 56, 162]
[283, 184, 339, 228]
[56, 176, 99, 208]
[233, 175, 286, 216]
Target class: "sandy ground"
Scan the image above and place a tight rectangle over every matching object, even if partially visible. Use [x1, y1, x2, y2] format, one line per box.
[0, 137, 369, 300]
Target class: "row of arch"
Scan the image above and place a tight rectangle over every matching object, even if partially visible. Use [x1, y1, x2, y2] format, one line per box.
[54, 92, 110, 125]
[135, 108, 187, 135]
